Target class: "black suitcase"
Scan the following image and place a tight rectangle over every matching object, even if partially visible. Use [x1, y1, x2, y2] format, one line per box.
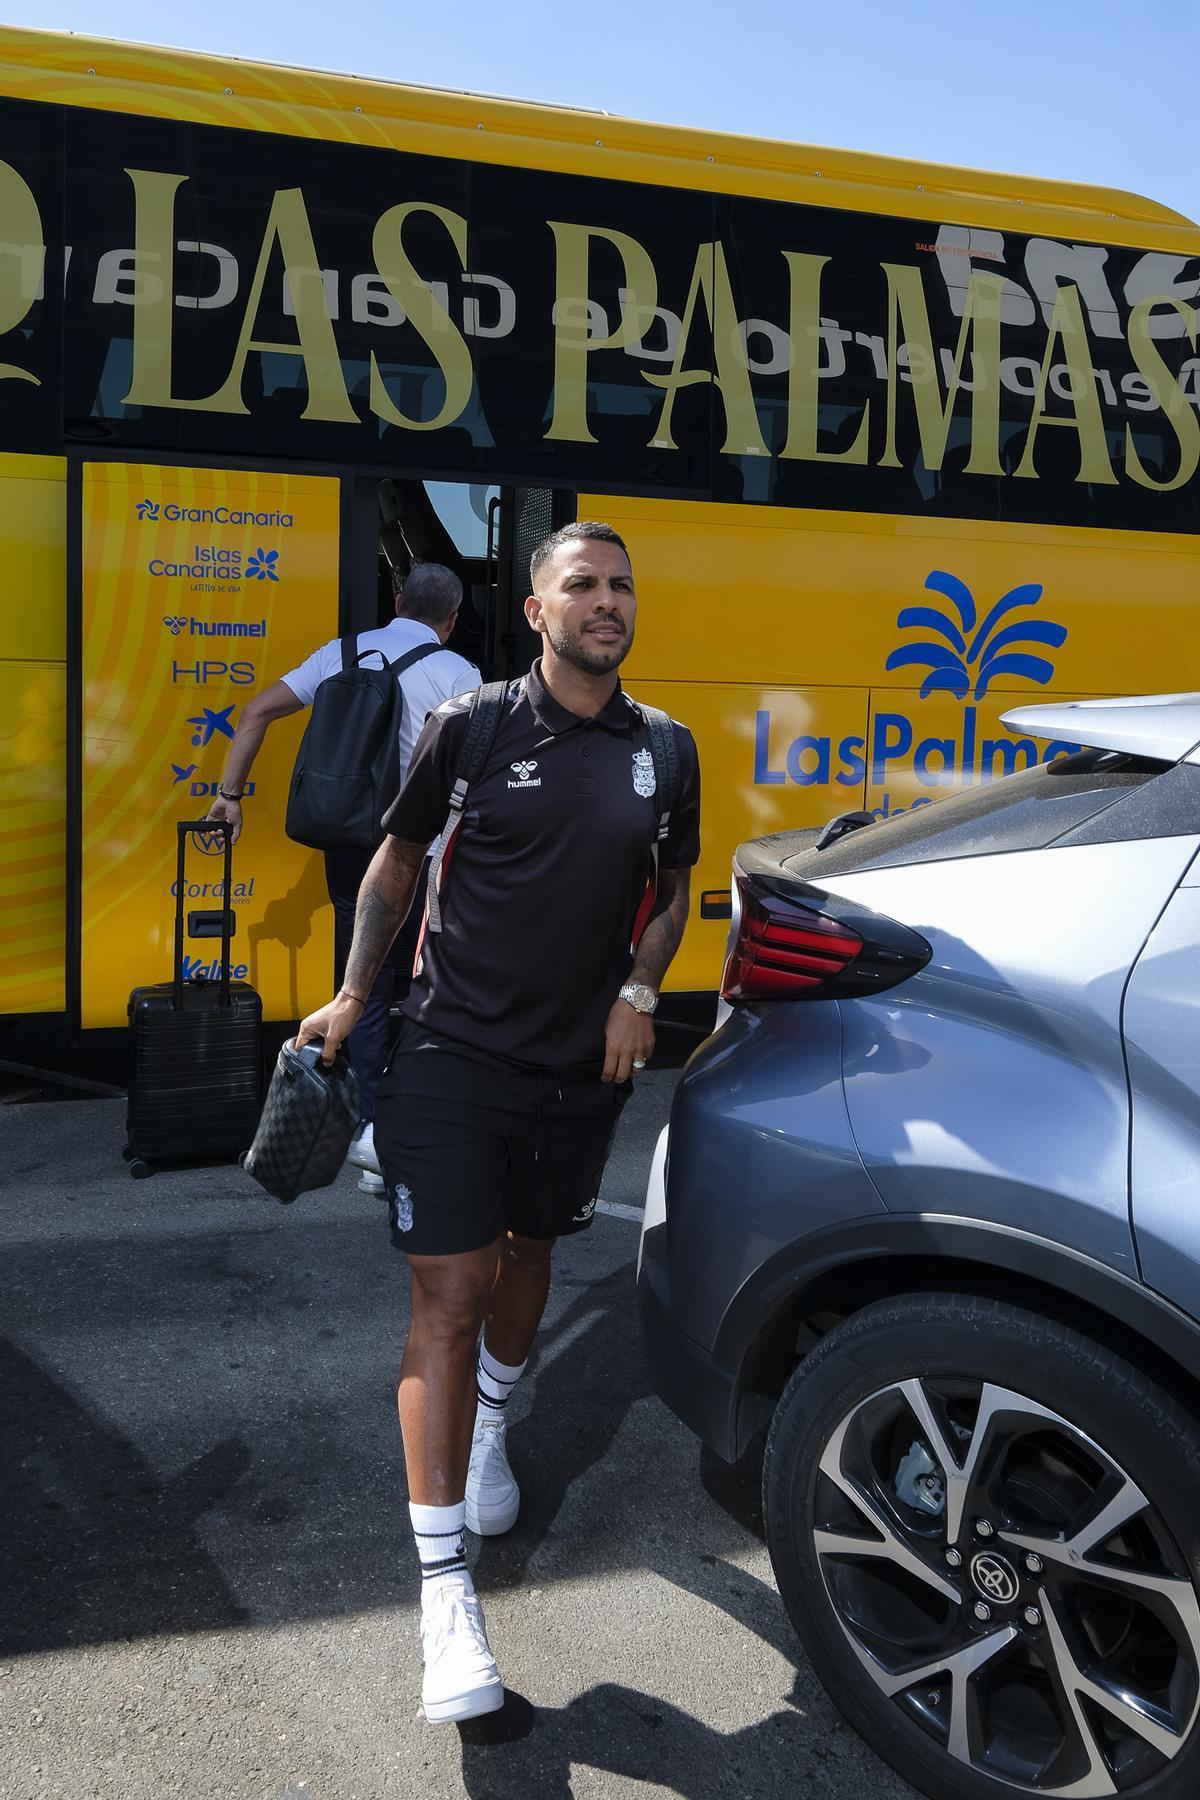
[124, 821, 263, 1177]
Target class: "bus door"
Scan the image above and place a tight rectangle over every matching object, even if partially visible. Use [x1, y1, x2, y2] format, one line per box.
[367, 477, 574, 682]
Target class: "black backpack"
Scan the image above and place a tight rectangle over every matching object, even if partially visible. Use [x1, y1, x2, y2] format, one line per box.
[285, 639, 443, 851]
[423, 680, 683, 934]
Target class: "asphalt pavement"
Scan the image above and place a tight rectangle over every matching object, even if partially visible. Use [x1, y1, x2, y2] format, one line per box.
[2, 1066, 918, 1800]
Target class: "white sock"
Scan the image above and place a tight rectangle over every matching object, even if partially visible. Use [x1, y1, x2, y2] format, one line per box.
[476, 1342, 526, 1419]
[409, 1499, 469, 1587]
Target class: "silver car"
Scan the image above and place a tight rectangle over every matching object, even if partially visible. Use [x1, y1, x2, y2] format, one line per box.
[639, 694, 1200, 1800]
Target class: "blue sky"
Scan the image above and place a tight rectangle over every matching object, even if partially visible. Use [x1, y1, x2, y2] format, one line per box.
[20, 1, 1200, 223]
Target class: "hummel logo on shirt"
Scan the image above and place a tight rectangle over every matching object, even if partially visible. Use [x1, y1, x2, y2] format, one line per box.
[508, 759, 541, 789]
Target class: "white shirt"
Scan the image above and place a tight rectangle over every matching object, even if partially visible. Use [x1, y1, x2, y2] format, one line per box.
[282, 619, 481, 784]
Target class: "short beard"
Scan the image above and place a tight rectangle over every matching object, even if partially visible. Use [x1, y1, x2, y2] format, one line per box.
[544, 618, 631, 676]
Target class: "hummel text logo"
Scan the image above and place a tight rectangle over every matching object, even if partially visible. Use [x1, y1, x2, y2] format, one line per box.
[508, 759, 542, 790]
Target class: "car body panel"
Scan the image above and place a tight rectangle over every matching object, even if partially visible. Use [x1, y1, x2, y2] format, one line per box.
[1125, 885, 1200, 1322]
[818, 837, 1200, 1276]
[656, 1003, 883, 1353]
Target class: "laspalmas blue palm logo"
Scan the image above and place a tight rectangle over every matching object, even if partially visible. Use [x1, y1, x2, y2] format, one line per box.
[753, 569, 1076, 810]
[885, 570, 1067, 702]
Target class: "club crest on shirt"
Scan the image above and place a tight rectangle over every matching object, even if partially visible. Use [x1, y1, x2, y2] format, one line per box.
[632, 748, 656, 798]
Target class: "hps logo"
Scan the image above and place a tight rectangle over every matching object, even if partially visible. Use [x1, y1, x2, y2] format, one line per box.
[136, 498, 160, 521]
[755, 570, 1079, 809]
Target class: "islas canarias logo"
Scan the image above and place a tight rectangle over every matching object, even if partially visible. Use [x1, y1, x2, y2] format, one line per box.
[754, 570, 1077, 805]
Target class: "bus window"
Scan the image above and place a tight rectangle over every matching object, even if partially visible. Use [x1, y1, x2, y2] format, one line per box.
[425, 483, 498, 561]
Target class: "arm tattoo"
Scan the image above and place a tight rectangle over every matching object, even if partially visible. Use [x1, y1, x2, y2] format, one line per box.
[630, 866, 691, 990]
[343, 837, 427, 998]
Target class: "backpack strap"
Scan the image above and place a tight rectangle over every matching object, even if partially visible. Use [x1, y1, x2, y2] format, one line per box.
[387, 642, 444, 677]
[342, 638, 443, 676]
[637, 703, 682, 850]
[628, 703, 683, 952]
[424, 680, 510, 936]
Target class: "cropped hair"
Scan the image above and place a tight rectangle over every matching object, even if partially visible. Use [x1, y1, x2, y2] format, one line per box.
[529, 520, 630, 585]
[395, 561, 463, 626]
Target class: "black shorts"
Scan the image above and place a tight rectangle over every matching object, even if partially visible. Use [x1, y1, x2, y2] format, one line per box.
[373, 1022, 632, 1256]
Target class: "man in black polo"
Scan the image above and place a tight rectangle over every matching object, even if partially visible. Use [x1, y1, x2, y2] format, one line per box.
[297, 520, 699, 1725]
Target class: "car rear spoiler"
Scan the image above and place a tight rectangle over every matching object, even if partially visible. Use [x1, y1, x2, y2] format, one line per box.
[1001, 694, 1200, 764]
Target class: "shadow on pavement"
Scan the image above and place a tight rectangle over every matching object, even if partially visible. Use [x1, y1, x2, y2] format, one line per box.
[3, 1209, 715, 1655]
[474, 1260, 653, 1592]
[0, 1338, 249, 1655]
[456, 1567, 864, 1798]
[458, 1680, 827, 1799]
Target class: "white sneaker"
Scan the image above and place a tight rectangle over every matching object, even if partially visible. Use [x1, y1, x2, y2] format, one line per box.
[465, 1411, 520, 1536]
[420, 1578, 504, 1724]
[346, 1122, 382, 1176]
[358, 1170, 386, 1196]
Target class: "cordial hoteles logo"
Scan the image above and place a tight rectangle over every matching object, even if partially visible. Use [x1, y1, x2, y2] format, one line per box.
[754, 569, 1079, 815]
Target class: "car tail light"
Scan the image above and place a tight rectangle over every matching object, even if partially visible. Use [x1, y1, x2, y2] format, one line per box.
[720, 868, 930, 1004]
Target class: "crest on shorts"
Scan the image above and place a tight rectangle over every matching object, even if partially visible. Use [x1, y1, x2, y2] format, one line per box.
[390, 1182, 414, 1233]
[632, 748, 656, 798]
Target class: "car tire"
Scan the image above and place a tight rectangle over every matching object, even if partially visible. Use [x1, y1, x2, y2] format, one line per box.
[762, 1292, 1200, 1800]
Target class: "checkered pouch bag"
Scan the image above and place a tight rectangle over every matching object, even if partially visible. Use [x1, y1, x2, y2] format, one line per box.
[242, 1038, 361, 1204]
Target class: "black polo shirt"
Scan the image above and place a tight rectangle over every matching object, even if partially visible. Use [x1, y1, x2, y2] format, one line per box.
[382, 659, 701, 1067]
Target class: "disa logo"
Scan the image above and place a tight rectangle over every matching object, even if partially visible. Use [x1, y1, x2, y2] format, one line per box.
[755, 570, 1078, 807]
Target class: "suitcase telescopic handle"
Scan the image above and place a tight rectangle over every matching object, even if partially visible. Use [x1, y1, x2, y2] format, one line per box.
[175, 821, 234, 1008]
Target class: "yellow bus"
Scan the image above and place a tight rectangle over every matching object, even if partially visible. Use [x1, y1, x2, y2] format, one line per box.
[1, 25, 1197, 1034]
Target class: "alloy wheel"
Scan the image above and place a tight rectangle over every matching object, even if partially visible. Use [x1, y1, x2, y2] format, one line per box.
[812, 1378, 1200, 1795]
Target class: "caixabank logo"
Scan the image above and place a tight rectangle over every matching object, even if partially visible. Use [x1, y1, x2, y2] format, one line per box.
[754, 571, 1080, 808]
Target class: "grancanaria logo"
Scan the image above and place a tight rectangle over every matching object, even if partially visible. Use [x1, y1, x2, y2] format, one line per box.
[754, 569, 1080, 809]
[884, 570, 1067, 701]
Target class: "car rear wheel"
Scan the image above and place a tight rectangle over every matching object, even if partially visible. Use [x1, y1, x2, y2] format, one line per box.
[762, 1294, 1200, 1800]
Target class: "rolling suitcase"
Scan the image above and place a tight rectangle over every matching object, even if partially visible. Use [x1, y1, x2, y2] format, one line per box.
[123, 820, 263, 1177]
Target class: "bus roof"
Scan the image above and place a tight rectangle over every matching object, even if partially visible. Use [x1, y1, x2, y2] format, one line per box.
[2, 24, 1196, 250]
